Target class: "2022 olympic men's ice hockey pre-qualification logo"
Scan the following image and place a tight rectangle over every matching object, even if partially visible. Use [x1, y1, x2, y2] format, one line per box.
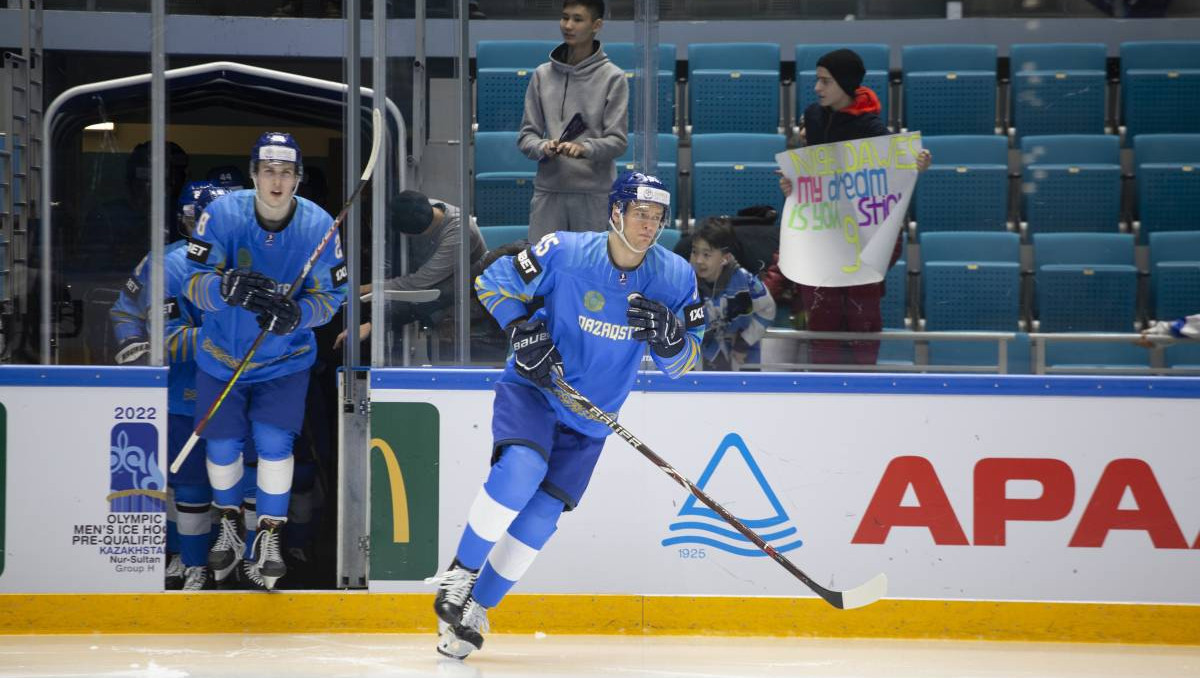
[108, 423, 166, 513]
[583, 290, 605, 312]
[662, 433, 803, 557]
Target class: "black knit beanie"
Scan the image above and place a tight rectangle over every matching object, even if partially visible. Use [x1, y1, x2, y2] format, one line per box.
[816, 48, 866, 100]
[389, 190, 434, 235]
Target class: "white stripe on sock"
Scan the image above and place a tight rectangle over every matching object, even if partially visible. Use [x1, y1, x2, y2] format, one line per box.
[258, 456, 295, 495]
[487, 532, 540, 583]
[177, 508, 211, 537]
[467, 487, 519, 542]
[207, 458, 242, 491]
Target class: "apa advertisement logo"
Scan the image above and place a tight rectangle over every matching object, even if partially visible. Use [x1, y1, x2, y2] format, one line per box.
[662, 433, 803, 557]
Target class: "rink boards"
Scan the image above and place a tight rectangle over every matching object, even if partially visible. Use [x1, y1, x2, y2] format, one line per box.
[363, 368, 1200, 643]
[1, 366, 1199, 642]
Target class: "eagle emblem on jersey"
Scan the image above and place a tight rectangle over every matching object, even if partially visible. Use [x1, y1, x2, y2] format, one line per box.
[583, 290, 605, 312]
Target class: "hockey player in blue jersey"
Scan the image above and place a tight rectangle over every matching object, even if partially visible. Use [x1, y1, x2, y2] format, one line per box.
[110, 181, 230, 591]
[427, 172, 705, 659]
[182, 132, 347, 590]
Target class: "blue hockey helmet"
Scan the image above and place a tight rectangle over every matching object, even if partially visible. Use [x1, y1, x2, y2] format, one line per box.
[249, 131, 303, 177]
[195, 183, 231, 214]
[608, 171, 671, 252]
[175, 181, 231, 237]
[206, 164, 247, 190]
[175, 180, 216, 237]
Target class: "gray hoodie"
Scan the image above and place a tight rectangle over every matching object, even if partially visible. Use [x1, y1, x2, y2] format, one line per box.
[517, 41, 629, 194]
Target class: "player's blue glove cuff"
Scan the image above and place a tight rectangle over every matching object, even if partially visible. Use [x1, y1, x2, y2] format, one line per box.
[626, 293, 685, 358]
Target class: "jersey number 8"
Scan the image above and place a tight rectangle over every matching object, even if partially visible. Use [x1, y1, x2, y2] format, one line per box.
[194, 212, 210, 236]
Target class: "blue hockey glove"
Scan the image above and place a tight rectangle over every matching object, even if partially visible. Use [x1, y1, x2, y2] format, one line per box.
[220, 268, 276, 309]
[627, 293, 685, 358]
[507, 319, 563, 389]
[255, 294, 301, 335]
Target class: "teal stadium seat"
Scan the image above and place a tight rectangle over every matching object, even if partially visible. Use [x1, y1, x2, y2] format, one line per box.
[476, 40, 557, 131]
[1148, 232, 1200, 370]
[656, 228, 681, 252]
[914, 135, 1009, 233]
[688, 43, 780, 134]
[1033, 233, 1145, 368]
[1010, 43, 1107, 139]
[902, 45, 997, 135]
[795, 43, 890, 126]
[1120, 42, 1200, 141]
[690, 133, 786, 220]
[480, 225, 529, 251]
[881, 232, 908, 330]
[921, 232, 1021, 367]
[1134, 134, 1200, 242]
[1021, 135, 1121, 235]
[473, 132, 536, 227]
[604, 42, 676, 133]
[1149, 231, 1200, 321]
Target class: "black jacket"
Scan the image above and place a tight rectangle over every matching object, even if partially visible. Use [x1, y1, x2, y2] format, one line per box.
[802, 87, 888, 145]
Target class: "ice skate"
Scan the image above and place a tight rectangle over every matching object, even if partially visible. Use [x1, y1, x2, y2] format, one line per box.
[250, 518, 286, 590]
[208, 508, 244, 582]
[181, 565, 212, 591]
[425, 559, 479, 632]
[436, 597, 489, 660]
[241, 560, 269, 592]
[164, 553, 184, 590]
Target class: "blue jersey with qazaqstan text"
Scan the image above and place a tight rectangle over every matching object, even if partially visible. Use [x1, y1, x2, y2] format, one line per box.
[182, 190, 347, 383]
[109, 239, 205, 416]
[476, 231, 705, 438]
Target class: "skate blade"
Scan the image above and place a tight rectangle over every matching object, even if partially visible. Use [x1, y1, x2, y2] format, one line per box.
[435, 631, 476, 660]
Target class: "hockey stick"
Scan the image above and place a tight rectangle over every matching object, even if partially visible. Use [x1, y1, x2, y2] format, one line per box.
[550, 372, 888, 610]
[170, 109, 384, 475]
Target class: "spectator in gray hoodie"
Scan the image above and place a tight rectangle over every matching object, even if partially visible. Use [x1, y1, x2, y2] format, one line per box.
[517, 0, 628, 242]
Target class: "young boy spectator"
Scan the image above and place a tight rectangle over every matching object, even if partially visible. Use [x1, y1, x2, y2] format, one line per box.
[689, 218, 776, 371]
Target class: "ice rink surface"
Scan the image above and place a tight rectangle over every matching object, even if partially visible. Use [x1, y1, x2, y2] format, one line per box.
[1, 633, 1198, 678]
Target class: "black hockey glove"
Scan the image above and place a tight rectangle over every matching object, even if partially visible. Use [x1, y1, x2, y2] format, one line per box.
[724, 291, 753, 320]
[627, 293, 685, 358]
[114, 336, 150, 365]
[255, 294, 302, 335]
[220, 268, 276, 309]
[507, 318, 563, 389]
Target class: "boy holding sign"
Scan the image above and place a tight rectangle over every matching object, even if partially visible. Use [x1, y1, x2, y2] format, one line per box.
[776, 48, 930, 365]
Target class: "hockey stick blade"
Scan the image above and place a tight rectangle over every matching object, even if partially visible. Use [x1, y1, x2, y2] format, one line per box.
[170, 109, 384, 475]
[551, 372, 887, 610]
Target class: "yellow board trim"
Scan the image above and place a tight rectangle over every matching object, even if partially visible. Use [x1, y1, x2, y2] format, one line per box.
[370, 438, 410, 543]
[1, 594, 1198, 645]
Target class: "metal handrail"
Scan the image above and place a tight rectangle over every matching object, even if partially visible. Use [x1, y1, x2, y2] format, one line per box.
[759, 328, 1196, 376]
[761, 328, 1017, 374]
